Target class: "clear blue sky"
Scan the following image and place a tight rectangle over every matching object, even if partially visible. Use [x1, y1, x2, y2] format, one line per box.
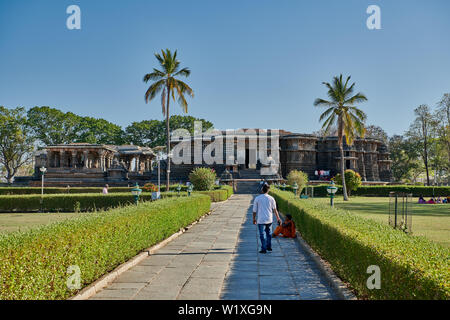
[1, 0, 449, 136]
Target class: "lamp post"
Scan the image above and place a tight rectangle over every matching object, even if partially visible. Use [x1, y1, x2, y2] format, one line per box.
[187, 184, 193, 196]
[156, 152, 162, 193]
[292, 182, 298, 196]
[131, 183, 142, 205]
[39, 166, 47, 205]
[327, 181, 338, 207]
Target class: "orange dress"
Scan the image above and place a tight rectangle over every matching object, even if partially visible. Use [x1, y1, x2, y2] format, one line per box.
[273, 220, 296, 238]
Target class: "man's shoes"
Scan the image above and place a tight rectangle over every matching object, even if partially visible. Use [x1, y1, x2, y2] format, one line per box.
[259, 250, 267, 254]
[267, 247, 272, 251]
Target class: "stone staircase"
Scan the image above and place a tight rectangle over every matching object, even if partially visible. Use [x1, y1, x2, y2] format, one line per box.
[235, 180, 261, 194]
[238, 169, 262, 179]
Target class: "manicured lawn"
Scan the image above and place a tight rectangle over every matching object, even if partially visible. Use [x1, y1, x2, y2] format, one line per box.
[313, 197, 450, 247]
[0, 212, 83, 234]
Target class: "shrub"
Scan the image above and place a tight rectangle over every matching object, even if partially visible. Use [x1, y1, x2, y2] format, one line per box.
[0, 193, 153, 212]
[189, 167, 217, 191]
[287, 170, 308, 194]
[0, 194, 211, 299]
[333, 170, 362, 196]
[270, 189, 450, 299]
[142, 183, 158, 192]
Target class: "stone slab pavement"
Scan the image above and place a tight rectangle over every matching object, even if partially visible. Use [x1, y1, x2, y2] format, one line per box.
[90, 194, 340, 300]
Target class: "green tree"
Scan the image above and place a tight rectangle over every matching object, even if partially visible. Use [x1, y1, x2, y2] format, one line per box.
[287, 170, 308, 195]
[124, 116, 213, 148]
[365, 124, 388, 144]
[436, 94, 450, 178]
[75, 117, 125, 145]
[0, 107, 35, 183]
[388, 135, 422, 182]
[406, 105, 437, 186]
[143, 49, 194, 190]
[333, 169, 362, 196]
[27, 106, 80, 146]
[125, 120, 165, 147]
[314, 74, 367, 201]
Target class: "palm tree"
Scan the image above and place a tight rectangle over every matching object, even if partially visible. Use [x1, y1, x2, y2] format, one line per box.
[143, 49, 194, 190]
[314, 74, 367, 201]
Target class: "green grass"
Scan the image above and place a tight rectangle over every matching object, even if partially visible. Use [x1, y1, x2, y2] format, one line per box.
[0, 212, 84, 234]
[313, 197, 450, 247]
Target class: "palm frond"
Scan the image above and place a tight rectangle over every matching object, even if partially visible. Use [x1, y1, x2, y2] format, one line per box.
[144, 79, 165, 103]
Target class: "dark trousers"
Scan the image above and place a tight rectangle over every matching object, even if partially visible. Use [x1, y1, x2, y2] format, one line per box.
[258, 223, 272, 251]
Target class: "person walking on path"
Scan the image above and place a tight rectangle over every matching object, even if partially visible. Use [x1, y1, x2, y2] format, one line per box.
[253, 183, 281, 254]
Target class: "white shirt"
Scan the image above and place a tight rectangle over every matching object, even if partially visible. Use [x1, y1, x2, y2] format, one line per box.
[253, 194, 277, 224]
[102, 188, 108, 194]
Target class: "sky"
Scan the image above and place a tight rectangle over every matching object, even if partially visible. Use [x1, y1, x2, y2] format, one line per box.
[1, 0, 449, 136]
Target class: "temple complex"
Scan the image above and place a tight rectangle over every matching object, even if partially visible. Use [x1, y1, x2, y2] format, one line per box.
[19, 130, 392, 186]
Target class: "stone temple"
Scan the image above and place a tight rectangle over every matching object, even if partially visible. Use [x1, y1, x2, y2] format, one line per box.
[21, 129, 392, 186]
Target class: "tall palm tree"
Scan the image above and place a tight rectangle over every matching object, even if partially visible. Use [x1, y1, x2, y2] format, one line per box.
[143, 49, 194, 190]
[314, 74, 367, 201]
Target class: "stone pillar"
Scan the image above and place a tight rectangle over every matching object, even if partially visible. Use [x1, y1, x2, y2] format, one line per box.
[72, 151, 77, 168]
[83, 151, 89, 168]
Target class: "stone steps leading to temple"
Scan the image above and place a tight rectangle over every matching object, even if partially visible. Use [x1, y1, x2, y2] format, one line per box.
[235, 181, 261, 194]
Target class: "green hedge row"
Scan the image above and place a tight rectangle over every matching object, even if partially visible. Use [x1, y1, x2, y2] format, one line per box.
[270, 189, 450, 299]
[278, 185, 450, 197]
[0, 194, 211, 299]
[0, 187, 233, 212]
[0, 185, 185, 195]
[0, 184, 231, 195]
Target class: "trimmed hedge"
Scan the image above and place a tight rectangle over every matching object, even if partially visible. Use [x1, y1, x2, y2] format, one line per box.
[0, 184, 231, 195]
[0, 194, 211, 299]
[270, 189, 450, 299]
[0, 187, 233, 212]
[0, 185, 189, 195]
[277, 185, 450, 197]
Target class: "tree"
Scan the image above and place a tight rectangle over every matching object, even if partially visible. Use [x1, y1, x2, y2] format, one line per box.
[125, 120, 165, 147]
[406, 105, 437, 186]
[27, 106, 80, 146]
[333, 169, 362, 196]
[436, 94, 450, 175]
[75, 117, 125, 145]
[365, 125, 388, 144]
[286, 170, 308, 195]
[388, 135, 422, 182]
[0, 107, 35, 184]
[143, 49, 194, 190]
[124, 116, 213, 148]
[314, 74, 367, 201]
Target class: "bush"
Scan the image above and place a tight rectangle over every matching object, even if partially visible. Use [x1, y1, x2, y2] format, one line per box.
[287, 170, 308, 194]
[270, 189, 450, 300]
[0, 194, 211, 300]
[189, 168, 217, 191]
[333, 170, 362, 196]
[0, 193, 153, 212]
[276, 184, 450, 198]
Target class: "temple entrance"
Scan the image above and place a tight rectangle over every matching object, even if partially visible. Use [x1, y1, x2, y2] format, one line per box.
[245, 149, 249, 168]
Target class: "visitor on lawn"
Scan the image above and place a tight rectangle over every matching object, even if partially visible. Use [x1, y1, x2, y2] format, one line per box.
[272, 214, 297, 238]
[253, 183, 282, 254]
[102, 184, 109, 194]
[418, 195, 426, 204]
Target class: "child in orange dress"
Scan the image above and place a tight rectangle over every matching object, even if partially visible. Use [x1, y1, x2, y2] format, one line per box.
[272, 214, 296, 238]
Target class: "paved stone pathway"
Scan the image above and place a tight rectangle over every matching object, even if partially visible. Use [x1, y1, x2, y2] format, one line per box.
[90, 195, 339, 300]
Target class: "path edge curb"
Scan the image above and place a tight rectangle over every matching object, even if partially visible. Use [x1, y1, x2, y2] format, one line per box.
[70, 197, 231, 300]
[278, 212, 356, 300]
[293, 232, 357, 300]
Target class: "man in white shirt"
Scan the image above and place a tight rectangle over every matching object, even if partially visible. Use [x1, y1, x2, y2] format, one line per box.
[253, 183, 281, 253]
